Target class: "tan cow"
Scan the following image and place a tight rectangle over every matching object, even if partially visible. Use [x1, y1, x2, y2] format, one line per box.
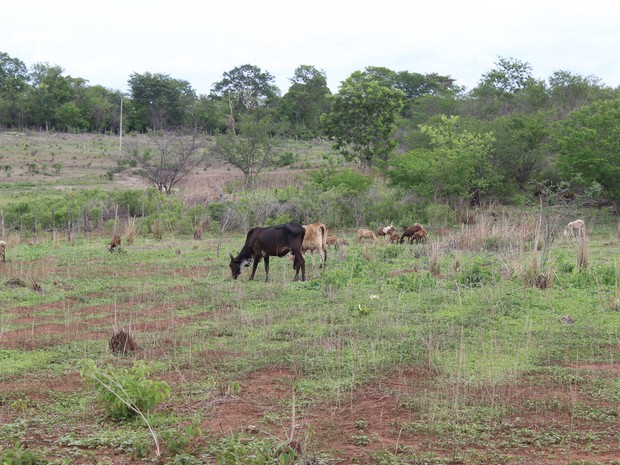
[301, 222, 328, 267]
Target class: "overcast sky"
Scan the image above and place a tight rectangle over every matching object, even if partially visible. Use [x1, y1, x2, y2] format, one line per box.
[3, 0, 619, 96]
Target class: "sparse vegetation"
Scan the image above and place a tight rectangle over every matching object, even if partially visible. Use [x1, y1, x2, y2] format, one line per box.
[0, 132, 619, 464]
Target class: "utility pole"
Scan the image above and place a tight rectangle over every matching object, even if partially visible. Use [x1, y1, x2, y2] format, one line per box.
[119, 95, 123, 154]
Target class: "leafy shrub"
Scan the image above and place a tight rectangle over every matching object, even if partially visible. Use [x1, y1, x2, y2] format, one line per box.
[275, 151, 297, 167]
[80, 359, 170, 420]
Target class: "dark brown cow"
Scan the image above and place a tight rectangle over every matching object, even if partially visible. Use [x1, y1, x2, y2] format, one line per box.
[229, 223, 306, 282]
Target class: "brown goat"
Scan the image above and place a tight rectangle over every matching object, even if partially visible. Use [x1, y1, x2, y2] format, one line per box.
[411, 228, 428, 243]
[357, 228, 377, 243]
[376, 224, 395, 238]
[389, 233, 400, 243]
[400, 224, 427, 244]
[326, 234, 340, 250]
[108, 235, 121, 253]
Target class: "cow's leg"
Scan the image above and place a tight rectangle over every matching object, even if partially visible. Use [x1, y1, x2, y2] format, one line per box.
[263, 255, 270, 282]
[292, 251, 305, 281]
[249, 256, 262, 280]
[320, 248, 327, 267]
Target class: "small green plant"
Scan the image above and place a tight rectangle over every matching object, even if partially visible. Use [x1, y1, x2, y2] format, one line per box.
[0, 442, 50, 465]
[206, 436, 298, 465]
[352, 434, 370, 446]
[80, 359, 171, 420]
[163, 419, 203, 456]
[355, 419, 367, 430]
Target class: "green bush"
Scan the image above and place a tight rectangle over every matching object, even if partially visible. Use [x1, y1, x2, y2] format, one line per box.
[80, 359, 171, 420]
[459, 259, 494, 287]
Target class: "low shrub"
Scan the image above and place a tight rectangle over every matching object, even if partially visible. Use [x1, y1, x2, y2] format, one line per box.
[80, 359, 170, 420]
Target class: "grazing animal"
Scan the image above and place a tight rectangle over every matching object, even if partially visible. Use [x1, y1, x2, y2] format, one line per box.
[0, 240, 6, 263]
[108, 235, 121, 253]
[563, 219, 585, 237]
[389, 233, 400, 243]
[400, 224, 428, 244]
[229, 223, 306, 282]
[411, 228, 428, 243]
[326, 234, 340, 250]
[301, 222, 328, 267]
[357, 229, 377, 243]
[376, 224, 395, 238]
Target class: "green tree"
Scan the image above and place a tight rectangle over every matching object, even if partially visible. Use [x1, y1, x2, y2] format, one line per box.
[28, 63, 71, 131]
[388, 115, 497, 205]
[78, 85, 120, 133]
[469, 56, 546, 116]
[0, 51, 30, 127]
[321, 71, 404, 171]
[553, 98, 620, 213]
[547, 70, 615, 118]
[210, 64, 280, 122]
[280, 65, 331, 138]
[128, 72, 196, 131]
[55, 101, 87, 131]
[213, 115, 276, 187]
[491, 113, 550, 190]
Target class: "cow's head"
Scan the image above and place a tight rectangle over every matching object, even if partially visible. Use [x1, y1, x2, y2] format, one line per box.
[229, 253, 242, 280]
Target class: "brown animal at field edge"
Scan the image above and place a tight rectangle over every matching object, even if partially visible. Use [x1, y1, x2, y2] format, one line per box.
[326, 234, 339, 250]
[357, 229, 377, 243]
[400, 223, 428, 244]
[108, 235, 121, 253]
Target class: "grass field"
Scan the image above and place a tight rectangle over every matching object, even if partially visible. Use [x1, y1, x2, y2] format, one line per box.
[1, 132, 619, 464]
[1, 207, 619, 464]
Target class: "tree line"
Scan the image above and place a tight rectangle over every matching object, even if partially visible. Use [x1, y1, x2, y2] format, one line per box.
[1, 52, 619, 212]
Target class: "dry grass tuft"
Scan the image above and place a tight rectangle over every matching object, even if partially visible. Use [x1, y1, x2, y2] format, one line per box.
[125, 217, 138, 245]
[151, 219, 163, 240]
[430, 242, 442, 276]
[576, 230, 589, 270]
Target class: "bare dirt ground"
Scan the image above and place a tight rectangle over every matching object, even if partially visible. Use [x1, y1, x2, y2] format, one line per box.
[1, 296, 619, 464]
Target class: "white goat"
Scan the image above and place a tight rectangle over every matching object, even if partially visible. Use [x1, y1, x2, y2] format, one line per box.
[563, 219, 585, 238]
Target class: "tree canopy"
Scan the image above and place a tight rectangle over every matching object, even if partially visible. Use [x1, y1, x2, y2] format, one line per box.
[321, 71, 404, 170]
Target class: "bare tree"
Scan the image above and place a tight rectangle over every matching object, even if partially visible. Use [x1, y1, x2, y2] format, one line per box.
[128, 131, 207, 194]
[214, 115, 275, 188]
